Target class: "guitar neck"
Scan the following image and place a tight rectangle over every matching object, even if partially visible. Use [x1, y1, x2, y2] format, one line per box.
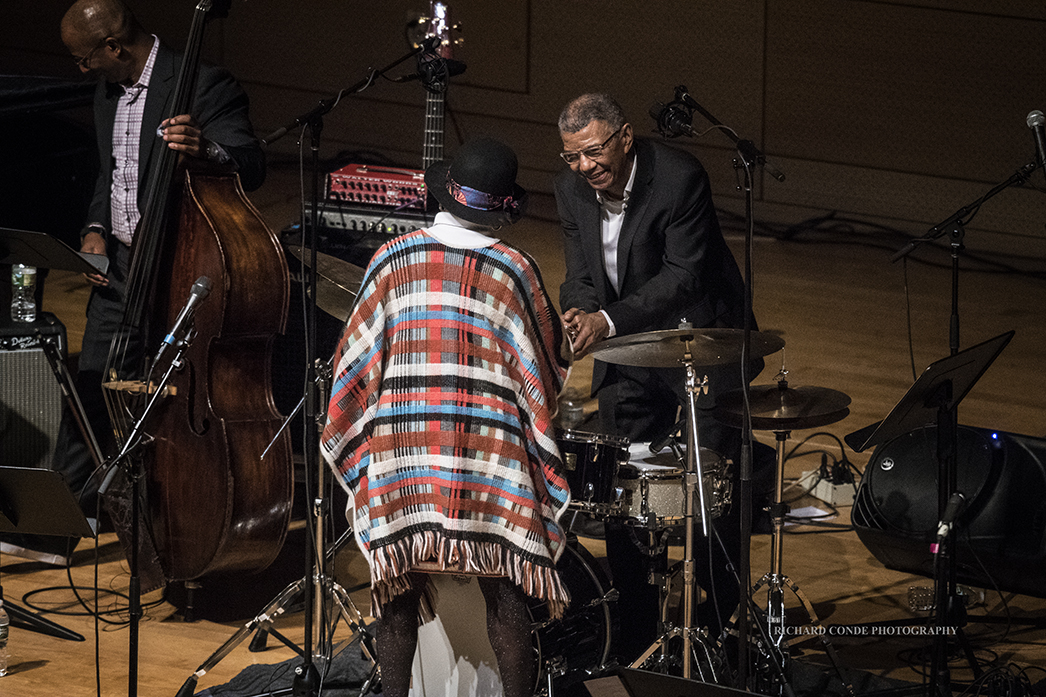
[422, 91, 445, 170]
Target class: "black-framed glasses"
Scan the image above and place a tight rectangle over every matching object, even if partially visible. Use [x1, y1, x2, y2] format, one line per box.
[560, 125, 624, 165]
[72, 40, 108, 69]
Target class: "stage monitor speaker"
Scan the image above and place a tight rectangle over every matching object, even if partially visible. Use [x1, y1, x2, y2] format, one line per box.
[853, 424, 1046, 598]
[585, 669, 758, 697]
[0, 313, 66, 468]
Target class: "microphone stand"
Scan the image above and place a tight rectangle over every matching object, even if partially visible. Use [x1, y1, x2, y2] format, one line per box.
[652, 85, 783, 691]
[103, 321, 197, 697]
[258, 38, 434, 697]
[891, 160, 1037, 697]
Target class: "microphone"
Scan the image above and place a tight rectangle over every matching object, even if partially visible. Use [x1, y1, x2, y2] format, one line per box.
[650, 417, 686, 453]
[1027, 110, 1046, 185]
[932, 491, 966, 552]
[153, 276, 212, 365]
[649, 101, 694, 139]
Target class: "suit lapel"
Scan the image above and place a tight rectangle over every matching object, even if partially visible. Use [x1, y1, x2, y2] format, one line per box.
[577, 179, 616, 302]
[138, 45, 176, 193]
[615, 140, 654, 291]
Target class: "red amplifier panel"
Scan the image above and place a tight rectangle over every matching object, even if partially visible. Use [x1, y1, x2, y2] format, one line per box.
[327, 163, 428, 210]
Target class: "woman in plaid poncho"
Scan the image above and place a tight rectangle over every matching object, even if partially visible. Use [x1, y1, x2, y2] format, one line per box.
[321, 138, 573, 697]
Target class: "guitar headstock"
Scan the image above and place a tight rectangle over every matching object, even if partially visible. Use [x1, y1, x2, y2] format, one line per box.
[410, 1, 462, 59]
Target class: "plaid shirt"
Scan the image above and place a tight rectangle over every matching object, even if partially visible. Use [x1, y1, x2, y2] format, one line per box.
[110, 36, 159, 246]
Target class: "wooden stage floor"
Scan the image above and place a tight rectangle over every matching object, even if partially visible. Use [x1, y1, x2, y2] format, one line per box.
[3, 169, 1045, 696]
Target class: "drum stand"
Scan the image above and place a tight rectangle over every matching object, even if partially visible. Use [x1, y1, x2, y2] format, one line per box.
[174, 526, 379, 697]
[750, 427, 850, 696]
[629, 344, 716, 680]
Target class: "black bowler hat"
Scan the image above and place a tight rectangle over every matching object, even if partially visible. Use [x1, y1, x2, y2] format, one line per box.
[425, 137, 529, 227]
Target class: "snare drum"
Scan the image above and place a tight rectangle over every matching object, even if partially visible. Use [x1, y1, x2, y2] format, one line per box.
[615, 443, 732, 528]
[556, 429, 630, 517]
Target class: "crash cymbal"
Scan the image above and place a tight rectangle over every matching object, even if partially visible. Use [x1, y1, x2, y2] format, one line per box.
[715, 380, 851, 431]
[589, 327, 785, 369]
[286, 245, 366, 322]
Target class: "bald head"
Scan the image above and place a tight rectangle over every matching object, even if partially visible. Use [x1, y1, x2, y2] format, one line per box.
[61, 0, 139, 45]
[62, 0, 149, 83]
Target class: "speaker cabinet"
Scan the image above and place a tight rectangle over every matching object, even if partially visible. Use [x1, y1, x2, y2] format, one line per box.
[853, 424, 1046, 598]
[0, 313, 66, 468]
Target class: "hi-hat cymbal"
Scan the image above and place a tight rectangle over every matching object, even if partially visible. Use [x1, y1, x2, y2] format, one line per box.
[589, 327, 785, 368]
[715, 381, 851, 431]
[286, 245, 366, 322]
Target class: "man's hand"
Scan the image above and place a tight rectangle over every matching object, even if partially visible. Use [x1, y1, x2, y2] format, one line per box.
[562, 308, 609, 357]
[80, 231, 108, 287]
[160, 113, 206, 159]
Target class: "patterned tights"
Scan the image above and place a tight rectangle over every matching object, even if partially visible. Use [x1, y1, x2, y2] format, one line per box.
[376, 573, 536, 697]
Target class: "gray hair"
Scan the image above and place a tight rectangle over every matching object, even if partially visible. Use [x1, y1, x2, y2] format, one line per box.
[558, 93, 627, 134]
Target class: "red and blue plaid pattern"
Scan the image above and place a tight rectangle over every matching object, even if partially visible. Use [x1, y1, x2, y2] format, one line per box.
[322, 231, 571, 616]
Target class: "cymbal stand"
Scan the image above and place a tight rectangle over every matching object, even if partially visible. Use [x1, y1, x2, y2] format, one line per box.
[630, 335, 712, 679]
[749, 426, 851, 696]
[174, 528, 378, 697]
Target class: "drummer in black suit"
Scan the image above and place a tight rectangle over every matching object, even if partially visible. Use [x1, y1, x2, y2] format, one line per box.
[554, 92, 764, 661]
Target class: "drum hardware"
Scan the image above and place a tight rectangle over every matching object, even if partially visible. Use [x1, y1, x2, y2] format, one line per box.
[716, 375, 854, 696]
[530, 542, 618, 696]
[589, 322, 789, 681]
[620, 325, 716, 680]
[174, 528, 379, 697]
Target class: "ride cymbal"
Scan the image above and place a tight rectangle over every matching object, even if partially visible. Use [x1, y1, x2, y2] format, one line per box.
[589, 327, 785, 368]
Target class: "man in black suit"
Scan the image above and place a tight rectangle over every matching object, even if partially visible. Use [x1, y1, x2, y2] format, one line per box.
[555, 93, 760, 662]
[0, 0, 265, 565]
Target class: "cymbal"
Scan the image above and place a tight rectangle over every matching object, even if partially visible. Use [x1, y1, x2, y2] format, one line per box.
[589, 327, 785, 369]
[715, 381, 852, 431]
[286, 245, 365, 322]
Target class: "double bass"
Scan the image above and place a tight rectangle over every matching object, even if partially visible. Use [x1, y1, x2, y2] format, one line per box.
[103, 0, 292, 583]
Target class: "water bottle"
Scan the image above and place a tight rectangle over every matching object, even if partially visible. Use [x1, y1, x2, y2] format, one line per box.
[0, 596, 10, 677]
[10, 263, 37, 323]
[557, 387, 585, 430]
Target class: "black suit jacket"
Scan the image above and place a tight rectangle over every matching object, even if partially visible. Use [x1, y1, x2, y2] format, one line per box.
[86, 42, 265, 231]
[555, 137, 754, 391]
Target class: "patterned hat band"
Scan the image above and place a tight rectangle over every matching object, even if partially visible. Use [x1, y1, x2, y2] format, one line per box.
[446, 172, 520, 213]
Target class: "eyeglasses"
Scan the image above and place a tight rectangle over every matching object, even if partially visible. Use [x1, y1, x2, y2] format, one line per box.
[560, 125, 624, 165]
[72, 40, 107, 69]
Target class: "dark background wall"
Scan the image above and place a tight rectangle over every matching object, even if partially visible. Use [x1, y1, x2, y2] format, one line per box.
[4, 1, 1046, 257]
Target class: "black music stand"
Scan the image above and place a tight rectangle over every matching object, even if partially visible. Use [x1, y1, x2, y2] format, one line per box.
[0, 226, 109, 275]
[0, 465, 96, 641]
[845, 331, 1013, 454]
[846, 330, 1013, 697]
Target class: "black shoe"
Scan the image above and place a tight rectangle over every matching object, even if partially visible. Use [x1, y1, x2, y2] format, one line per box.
[0, 532, 76, 566]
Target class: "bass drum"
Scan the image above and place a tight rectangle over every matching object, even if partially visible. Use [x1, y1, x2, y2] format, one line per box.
[530, 541, 616, 696]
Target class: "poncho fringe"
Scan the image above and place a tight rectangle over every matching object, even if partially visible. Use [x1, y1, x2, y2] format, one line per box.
[369, 531, 570, 621]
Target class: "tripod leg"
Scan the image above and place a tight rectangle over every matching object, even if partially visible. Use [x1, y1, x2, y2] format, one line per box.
[775, 574, 855, 697]
[174, 578, 306, 697]
[6, 600, 85, 641]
